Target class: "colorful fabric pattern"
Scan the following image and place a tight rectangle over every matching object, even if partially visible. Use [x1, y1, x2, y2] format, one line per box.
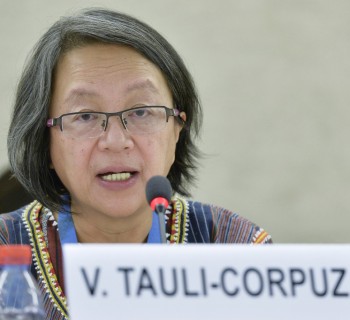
[0, 197, 272, 320]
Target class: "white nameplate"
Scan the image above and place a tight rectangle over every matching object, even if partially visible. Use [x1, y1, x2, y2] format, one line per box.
[63, 244, 350, 320]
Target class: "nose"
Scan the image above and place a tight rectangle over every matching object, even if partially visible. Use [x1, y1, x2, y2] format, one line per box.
[97, 116, 134, 151]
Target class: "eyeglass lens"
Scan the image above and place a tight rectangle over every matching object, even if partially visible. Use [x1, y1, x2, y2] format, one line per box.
[61, 107, 168, 138]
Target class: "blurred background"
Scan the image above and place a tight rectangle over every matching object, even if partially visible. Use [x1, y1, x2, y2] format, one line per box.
[0, 0, 349, 243]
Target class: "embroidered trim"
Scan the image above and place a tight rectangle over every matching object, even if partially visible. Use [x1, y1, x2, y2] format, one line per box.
[41, 209, 50, 248]
[168, 196, 189, 244]
[22, 201, 68, 319]
[19, 196, 189, 320]
[252, 228, 271, 244]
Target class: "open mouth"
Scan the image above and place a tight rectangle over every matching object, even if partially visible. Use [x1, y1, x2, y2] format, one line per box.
[99, 172, 134, 182]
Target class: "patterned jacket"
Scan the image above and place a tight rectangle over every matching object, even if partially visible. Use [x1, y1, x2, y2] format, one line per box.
[0, 197, 272, 320]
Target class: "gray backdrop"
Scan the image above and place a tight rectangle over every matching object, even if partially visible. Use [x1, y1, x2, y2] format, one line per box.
[1, 0, 349, 243]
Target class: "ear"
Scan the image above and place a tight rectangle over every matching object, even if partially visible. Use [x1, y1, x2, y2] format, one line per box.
[179, 111, 186, 123]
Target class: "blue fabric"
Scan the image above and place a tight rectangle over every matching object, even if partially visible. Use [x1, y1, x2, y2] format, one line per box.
[147, 211, 161, 243]
[57, 202, 78, 245]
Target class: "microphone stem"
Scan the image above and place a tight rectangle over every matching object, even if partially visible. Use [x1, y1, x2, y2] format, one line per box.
[158, 211, 167, 244]
[155, 204, 167, 243]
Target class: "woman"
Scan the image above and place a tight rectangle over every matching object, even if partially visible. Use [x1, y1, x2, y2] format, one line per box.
[0, 8, 272, 320]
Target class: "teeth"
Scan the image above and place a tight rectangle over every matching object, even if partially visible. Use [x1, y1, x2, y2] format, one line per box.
[101, 172, 131, 181]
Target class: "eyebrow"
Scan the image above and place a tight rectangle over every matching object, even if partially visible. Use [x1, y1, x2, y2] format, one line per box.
[63, 89, 99, 105]
[125, 79, 160, 94]
[64, 79, 160, 105]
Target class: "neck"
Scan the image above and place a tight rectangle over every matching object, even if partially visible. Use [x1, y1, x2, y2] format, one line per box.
[78, 212, 152, 243]
[56, 206, 153, 244]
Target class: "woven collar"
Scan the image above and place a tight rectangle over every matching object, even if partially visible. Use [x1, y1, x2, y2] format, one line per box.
[21, 197, 189, 318]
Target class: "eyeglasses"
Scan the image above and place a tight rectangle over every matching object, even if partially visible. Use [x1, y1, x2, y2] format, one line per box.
[47, 106, 182, 139]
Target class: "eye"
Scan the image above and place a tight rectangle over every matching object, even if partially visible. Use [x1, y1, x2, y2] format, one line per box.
[75, 113, 98, 122]
[130, 108, 150, 118]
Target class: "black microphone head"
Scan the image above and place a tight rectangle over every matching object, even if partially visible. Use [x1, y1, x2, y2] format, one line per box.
[146, 175, 172, 204]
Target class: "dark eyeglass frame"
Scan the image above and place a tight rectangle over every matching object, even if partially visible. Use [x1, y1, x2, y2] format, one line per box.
[46, 106, 184, 133]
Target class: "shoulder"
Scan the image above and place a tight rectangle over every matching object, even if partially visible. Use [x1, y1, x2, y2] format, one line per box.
[0, 207, 25, 244]
[0, 201, 40, 244]
[179, 198, 272, 244]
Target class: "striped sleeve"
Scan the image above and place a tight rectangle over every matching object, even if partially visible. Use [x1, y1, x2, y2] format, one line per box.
[0, 211, 29, 245]
[210, 204, 272, 244]
[0, 215, 10, 244]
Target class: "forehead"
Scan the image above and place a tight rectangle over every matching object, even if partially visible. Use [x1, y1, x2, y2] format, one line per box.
[54, 43, 166, 84]
[51, 43, 172, 111]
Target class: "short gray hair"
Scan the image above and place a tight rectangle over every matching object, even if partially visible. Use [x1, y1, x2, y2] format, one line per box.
[7, 8, 202, 211]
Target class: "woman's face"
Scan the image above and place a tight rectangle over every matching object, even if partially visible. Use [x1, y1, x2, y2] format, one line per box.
[49, 43, 182, 220]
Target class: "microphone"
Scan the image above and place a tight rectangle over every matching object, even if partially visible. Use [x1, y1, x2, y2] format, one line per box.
[146, 176, 172, 243]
